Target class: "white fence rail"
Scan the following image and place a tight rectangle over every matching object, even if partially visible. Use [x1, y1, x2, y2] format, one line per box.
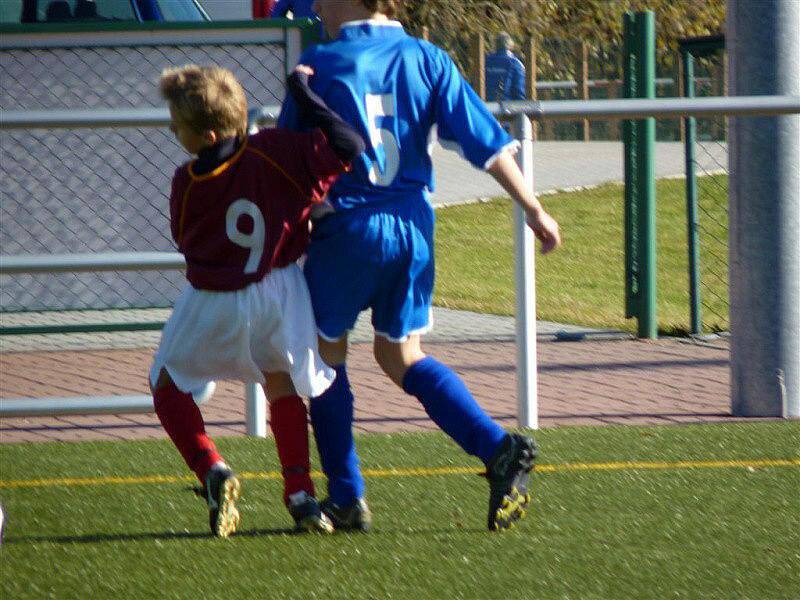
[4, 95, 799, 130]
[2, 95, 799, 433]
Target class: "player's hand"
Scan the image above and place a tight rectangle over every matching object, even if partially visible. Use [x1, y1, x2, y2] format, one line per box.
[287, 65, 314, 99]
[293, 64, 315, 77]
[526, 207, 561, 254]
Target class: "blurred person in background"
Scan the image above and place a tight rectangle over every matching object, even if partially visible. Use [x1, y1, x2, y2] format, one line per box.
[485, 31, 526, 101]
[271, 0, 316, 19]
[271, 0, 323, 40]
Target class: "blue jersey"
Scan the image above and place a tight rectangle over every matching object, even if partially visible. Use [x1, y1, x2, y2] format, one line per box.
[485, 50, 526, 101]
[278, 20, 515, 211]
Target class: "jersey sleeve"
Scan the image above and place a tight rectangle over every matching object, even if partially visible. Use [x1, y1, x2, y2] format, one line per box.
[432, 49, 517, 169]
[168, 167, 190, 247]
[301, 128, 348, 202]
[277, 46, 318, 132]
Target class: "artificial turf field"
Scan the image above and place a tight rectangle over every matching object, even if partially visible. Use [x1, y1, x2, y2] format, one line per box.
[1, 422, 798, 599]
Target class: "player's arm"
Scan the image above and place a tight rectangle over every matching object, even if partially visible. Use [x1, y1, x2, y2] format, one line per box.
[487, 151, 561, 254]
[429, 50, 559, 251]
[286, 66, 366, 164]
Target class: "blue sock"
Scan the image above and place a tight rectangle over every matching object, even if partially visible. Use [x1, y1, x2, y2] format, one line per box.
[402, 356, 507, 464]
[309, 364, 365, 506]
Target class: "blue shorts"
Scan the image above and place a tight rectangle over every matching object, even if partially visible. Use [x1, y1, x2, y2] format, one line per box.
[304, 198, 435, 342]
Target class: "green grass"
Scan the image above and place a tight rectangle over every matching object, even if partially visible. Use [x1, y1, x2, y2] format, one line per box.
[2, 422, 798, 599]
[435, 175, 729, 334]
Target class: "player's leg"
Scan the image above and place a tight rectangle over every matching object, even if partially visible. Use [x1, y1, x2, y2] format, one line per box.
[151, 368, 240, 537]
[374, 336, 537, 530]
[374, 335, 507, 463]
[303, 214, 375, 531]
[263, 370, 332, 533]
[373, 201, 537, 531]
[149, 285, 252, 537]
[151, 368, 222, 483]
[307, 335, 371, 532]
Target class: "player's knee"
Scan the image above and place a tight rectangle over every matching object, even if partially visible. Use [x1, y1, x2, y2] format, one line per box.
[318, 335, 348, 367]
[373, 341, 423, 387]
[263, 371, 297, 400]
[373, 346, 394, 377]
[374, 353, 405, 387]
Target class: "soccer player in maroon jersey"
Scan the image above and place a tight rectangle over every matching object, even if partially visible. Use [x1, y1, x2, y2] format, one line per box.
[151, 64, 364, 537]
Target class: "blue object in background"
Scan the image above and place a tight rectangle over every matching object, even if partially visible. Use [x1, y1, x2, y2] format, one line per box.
[485, 32, 525, 101]
[485, 49, 526, 101]
[270, 0, 316, 19]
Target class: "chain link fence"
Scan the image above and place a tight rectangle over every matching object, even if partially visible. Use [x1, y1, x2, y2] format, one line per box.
[1, 25, 297, 314]
[1, 25, 730, 338]
[422, 31, 729, 336]
[687, 48, 729, 333]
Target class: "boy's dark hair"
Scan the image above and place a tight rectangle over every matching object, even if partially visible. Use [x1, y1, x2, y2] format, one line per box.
[358, 0, 400, 19]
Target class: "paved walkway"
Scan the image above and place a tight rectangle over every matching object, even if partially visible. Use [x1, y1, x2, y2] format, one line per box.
[0, 138, 739, 444]
[430, 141, 728, 206]
[0, 307, 743, 444]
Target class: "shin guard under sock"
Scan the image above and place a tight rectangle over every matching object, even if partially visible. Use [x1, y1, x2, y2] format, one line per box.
[153, 380, 222, 483]
[269, 395, 315, 504]
[402, 356, 507, 464]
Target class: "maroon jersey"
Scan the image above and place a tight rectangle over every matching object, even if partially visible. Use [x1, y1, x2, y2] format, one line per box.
[169, 127, 345, 291]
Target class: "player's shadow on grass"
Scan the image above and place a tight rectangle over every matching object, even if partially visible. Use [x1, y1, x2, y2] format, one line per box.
[7, 523, 491, 544]
[6, 526, 302, 545]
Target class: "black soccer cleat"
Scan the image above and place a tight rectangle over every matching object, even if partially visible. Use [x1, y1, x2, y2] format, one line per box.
[288, 491, 334, 534]
[485, 433, 538, 531]
[320, 497, 372, 532]
[204, 464, 241, 538]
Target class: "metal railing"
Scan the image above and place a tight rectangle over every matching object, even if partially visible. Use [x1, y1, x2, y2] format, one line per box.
[2, 94, 799, 432]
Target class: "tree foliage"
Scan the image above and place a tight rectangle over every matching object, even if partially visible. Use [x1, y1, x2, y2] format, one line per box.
[402, 0, 724, 48]
[400, 0, 725, 79]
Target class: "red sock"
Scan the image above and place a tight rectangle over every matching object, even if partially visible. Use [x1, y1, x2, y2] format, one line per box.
[269, 395, 315, 504]
[153, 380, 222, 484]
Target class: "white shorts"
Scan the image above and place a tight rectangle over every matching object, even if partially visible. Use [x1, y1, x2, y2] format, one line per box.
[149, 263, 335, 403]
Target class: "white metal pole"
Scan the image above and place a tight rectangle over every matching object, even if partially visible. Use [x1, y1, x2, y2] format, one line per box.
[0, 395, 153, 417]
[245, 383, 268, 437]
[513, 113, 538, 429]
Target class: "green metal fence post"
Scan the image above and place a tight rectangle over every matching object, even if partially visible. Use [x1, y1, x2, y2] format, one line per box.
[623, 12, 639, 320]
[682, 48, 702, 334]
[634, 10, 657, 339]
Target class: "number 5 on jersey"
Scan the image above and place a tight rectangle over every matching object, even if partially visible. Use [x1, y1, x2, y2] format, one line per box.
[365, 93, 400, 187]
[226, 198, 265, 274]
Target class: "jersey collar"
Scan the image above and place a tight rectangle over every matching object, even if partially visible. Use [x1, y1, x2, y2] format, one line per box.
[338, 19, 404, 41]
[188, 137, 248, 181]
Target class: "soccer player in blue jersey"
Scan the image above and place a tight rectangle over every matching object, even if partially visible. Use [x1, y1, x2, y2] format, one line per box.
[279, 0, 561, 532]
[486, 31, 526, 102]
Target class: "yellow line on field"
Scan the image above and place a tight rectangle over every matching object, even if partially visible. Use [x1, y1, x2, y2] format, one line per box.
[0, 458, 797, 490]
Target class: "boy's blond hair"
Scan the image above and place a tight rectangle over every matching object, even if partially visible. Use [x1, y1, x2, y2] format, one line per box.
[159, 64, 248, 139]
[358, 0, 399, 18]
